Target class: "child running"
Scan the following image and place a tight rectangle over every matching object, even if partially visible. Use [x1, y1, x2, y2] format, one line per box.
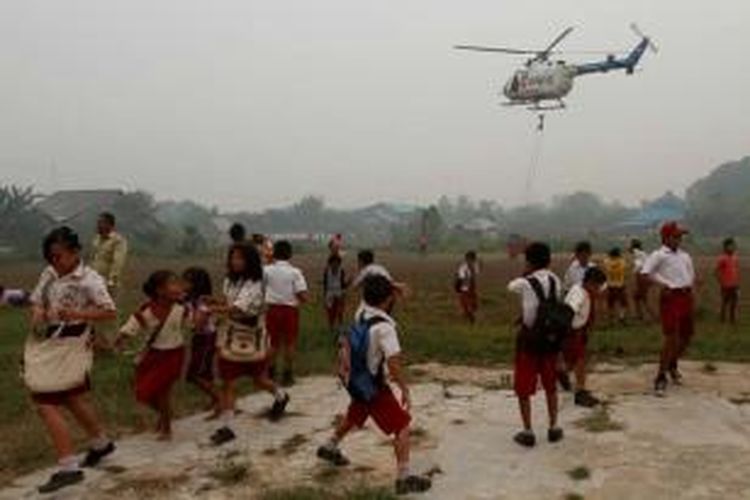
[211, 243, 290, 446]
[25, 227, 116, 493]
[563, 267, 607, 407]
[264, 240, 309, 386]
[316, 275, 432, 495]
[455, 250, 480, 324]
[642, 221, 696, 396]
[508, 242, 565, 447]
[604, 247, 629, 325]
[183, 267, 221, 418]
[716, 237, 740, 324]
[117, 270, 190, 441]
[323, 253, 348, 333]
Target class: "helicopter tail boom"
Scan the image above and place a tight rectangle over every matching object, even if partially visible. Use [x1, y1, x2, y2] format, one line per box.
[573, 36, 651, 77]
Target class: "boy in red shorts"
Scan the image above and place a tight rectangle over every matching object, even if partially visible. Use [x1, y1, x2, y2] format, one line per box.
[563, 266, 607, 407]
[716, 237, 740, 324]
[316, 275, 432, 496]
[507, 242, 564, 447]
[642, 221, 696, 396]
[264, 240, 308, 386]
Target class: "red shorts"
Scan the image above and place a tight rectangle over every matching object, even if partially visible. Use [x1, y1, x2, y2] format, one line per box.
[32, 378, 91, 406]
[266, 305, 300, 350]
[721, 286, 739, 302]
[135, 347, 186, 407]
[326, 297, 346, 324]
[563, 329, 589, 367]
[660, 290, 694, 340]
[346, 386, 411, 436]
[459, 290, 478, 315]
[607, 287, 628, 308]
[514, 348, 558, 398]
[633, 275, 650, 300]
[217, 357, 269, 381]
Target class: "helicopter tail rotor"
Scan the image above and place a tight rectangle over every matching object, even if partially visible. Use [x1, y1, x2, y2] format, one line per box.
[630, 23, 659, 53]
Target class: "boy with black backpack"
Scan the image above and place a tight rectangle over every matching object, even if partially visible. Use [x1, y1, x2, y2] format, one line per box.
[316, 275, 432, 496]
[508, 242, 571, 448]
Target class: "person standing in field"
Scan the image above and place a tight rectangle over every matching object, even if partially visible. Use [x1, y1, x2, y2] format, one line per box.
[182, 267, 221, 419]
[229, 223, 246, 245]
[264, 240, 309, 387]
[604, 247, 629, 325]
[328, 233, 344, 258]
[642, 221, 696, 396]
[323, 253, 348, 333]
[211, 243, 290, 446]
[563, 241, 594, 291]
[25, 227, 116, 493]
[316, 275, 432, 495]
[507, 242, 565, 447]
[116, 271, 190, 441]
[629, 239, 654, 322]
[716, 237, 740, 325]
[454, 250, 480, 324]
[90, 212, 128, 296]
[563, 267, 607, 407]
[352, 250, 408, 304]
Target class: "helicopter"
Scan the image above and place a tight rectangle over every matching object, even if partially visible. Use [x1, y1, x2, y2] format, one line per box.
[455, 24, 657, 111]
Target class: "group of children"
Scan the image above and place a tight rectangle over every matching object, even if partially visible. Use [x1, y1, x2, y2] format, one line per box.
[5, 220, 742, 495]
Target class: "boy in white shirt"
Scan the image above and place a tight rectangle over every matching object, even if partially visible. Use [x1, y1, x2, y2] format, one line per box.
[264, 240, 308, 386]
[455, 251, 480, 324]
[642, 221, 696, 396]
[507, 242, 564, 448]
[629, 239, 654, 322]
[563, 267, 607, 408]
[316, 275, 432, 496]
[563, 241, 594, 291]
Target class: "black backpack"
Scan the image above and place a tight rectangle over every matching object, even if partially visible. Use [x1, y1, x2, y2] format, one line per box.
[525, 276, 574, 353]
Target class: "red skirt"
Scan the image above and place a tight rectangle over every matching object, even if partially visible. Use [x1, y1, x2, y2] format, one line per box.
[32, 378, 91, 406]
[217, 357, 269, 382]
[135, 347, 186, 407]
[266, 305, 300, 349]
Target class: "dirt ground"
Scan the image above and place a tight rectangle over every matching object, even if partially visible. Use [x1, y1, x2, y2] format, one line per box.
[3, 361, 750, 500]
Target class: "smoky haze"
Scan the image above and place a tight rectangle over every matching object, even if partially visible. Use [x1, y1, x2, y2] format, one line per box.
[1, 0, 748, 211]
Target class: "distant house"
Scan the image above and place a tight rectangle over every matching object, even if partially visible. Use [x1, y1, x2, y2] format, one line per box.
[614, 191, 686, 233]
[36, 189, 125, 226]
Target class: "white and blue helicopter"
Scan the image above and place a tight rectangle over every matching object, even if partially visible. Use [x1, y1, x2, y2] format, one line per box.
[455, 24, 657, 111]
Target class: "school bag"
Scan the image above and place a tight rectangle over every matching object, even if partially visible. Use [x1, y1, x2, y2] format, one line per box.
[337, 315, 388, 402]
[220, 314, 270, 363]
[525, 276, 574, 353]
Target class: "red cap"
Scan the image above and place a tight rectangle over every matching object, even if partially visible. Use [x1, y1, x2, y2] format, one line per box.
[660, 221, 688, 240]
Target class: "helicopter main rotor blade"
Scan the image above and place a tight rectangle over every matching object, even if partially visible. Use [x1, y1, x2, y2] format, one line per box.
[454, 45, 538, 55]
[539, 26, 574, 58]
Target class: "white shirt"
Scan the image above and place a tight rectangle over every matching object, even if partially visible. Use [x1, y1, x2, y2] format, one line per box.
[642, 246, 695, 290]
[30, 264, 115, 324]
[631, 249, 648, 275]
[563, 259, 595, 290]
[507, 269, 563, 328]
[359, 304, 401, 376]
[119, 303, 191, 350]
[264, 261, 308, 307]
[456, 262, 478, 292]
[224, 278, 265, 316]
[565, 283, 592, 330]
[353, 263, 393, 288]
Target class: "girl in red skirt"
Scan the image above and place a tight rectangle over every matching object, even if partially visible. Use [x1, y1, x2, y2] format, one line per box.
[210, 243, 290, 446]
[183, 267, 221, 419]
[116, 270, 190, 440]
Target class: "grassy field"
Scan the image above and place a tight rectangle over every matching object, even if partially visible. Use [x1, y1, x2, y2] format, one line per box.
[0, 251, 748, 481]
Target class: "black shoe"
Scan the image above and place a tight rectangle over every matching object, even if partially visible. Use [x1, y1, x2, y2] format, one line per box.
[281, 370, 295, 388]
[316, 445, 350, 466]
[547, 427, 564, 443]
[513, 430, 536, 448]
[654, 374, 668, 397]
[210, 426, 236, 446]
[38, 470, 84, 494]
[269, 393, 290, 421]
[558, 371, 573, 392]
[395, 474, 432, 495]
[80, 441, 116, 468]
[574, 390, 600, 408]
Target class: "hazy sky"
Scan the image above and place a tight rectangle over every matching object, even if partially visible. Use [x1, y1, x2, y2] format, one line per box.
[1, 0, 748, 211]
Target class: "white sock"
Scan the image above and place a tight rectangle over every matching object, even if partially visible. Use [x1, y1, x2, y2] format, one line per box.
[325, 438, 339, 450]
[58, 455, 79, 473]
[91, 436, 110, 451]
[273, 389, 286, 401]
[397, 464, 411, 480]
[221, 410, 234, 427]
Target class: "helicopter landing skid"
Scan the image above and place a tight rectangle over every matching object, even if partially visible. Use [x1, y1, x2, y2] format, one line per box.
[528, 100, 566, 111]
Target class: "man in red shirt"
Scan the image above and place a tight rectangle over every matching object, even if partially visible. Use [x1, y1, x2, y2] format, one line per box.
[716, 237, 740, 325]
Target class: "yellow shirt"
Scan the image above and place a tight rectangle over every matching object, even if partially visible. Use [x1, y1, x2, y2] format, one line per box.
[91, 231, 128, 289]
[604, 257, 627, 288]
